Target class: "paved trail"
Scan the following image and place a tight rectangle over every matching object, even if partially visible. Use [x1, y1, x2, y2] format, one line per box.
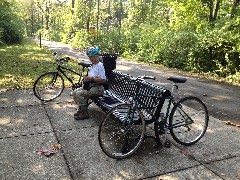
[36, 39, 240, 124]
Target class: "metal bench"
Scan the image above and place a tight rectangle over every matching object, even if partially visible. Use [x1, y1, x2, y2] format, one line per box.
[92, 70, 171, 125]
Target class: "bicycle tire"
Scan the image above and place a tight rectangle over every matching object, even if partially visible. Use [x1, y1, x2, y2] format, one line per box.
[169, 96, 209, 146]
[98, 104, 146, 159]
[33, 72, 64, 102]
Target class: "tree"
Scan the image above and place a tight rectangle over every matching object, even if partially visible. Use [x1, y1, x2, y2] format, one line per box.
[0, 0, 24, 44]
[230, 0, 240, 18]
[201, 0, 221, 24]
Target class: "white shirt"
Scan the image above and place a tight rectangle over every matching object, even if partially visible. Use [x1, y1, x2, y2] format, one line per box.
[88, 62, 106, 80]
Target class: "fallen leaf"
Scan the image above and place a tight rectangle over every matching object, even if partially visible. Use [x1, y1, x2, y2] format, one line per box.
[224, 121, 240, 128]
[51, 144, 61, 150]
[181, 150, 194, 157]
[36, 144, 61, 157]
[224, 121, 231, 125]
[36, 148, 55, 157]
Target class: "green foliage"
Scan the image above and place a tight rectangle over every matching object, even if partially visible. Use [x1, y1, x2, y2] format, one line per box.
[0, 38, 82, 91]
[0, 38, 52, 90]
[71, 30, 92, 50]
[15, 0, 240, 85]
[0, 0, 24, 44]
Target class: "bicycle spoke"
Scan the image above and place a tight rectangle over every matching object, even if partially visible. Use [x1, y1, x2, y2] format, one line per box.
[33, 72, 64, 101]
[169, 96, 209, 146]
[98, 104, 145, 159]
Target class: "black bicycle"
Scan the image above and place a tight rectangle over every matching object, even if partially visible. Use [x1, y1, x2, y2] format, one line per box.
[98, 76, 209, 159]
[33, 52, 91, 102]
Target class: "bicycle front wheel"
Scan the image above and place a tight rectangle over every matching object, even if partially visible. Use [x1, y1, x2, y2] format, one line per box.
[98, 104, 146, 159]
[169, 96, 209, 146]
[33, 72, 64, 102]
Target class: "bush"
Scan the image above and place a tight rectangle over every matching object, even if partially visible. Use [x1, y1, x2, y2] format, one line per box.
[71, 30, 92, 50]
[0, 1, 24, 44]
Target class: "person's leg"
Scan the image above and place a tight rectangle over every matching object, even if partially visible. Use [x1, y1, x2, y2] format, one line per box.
[72, 85, 104, 120]
[89, 85, 104, 96]
[72, 88, 89, 120]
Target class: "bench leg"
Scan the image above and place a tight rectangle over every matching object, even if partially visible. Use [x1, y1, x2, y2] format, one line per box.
[154, 134, 162, 148]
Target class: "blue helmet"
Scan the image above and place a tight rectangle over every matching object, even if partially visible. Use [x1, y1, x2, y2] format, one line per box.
[86, 46, 100, 56]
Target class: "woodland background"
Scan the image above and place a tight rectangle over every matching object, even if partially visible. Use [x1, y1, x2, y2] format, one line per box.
[1, 0, 240, 84]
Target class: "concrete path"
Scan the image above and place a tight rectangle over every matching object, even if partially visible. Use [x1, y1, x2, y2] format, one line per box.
[0, 39, 239, 179]
[0, 89, 239, 179]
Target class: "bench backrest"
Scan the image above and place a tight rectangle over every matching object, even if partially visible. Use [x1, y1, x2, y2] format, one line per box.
[107, 71, 171, 116]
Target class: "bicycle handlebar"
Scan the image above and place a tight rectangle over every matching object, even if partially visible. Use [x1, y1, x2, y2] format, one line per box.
[124, 74, 156, 83]
[53, 51, 70, 63]
[56, 57, 70, 63]
[137, 75, 156, 80]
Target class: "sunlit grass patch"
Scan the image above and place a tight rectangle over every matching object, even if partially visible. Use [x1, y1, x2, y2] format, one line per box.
[0, 39, 51, 91]
[0, 38, 83, 91]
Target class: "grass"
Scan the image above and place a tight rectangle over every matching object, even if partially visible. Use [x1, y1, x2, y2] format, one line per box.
[0, 38, 82, 92]
[1, 38, 239, 92]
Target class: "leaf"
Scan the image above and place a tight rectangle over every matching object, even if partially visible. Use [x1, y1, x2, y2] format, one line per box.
[36, 148, 55, 157]
[36, 144, 61, 157]
[224, 121, 240, 128]
[180, 150, 194, 157]
[51, 143, 61, 150]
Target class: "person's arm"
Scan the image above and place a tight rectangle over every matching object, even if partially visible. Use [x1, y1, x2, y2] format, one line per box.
[83, 76, 106, 83]
[91, 76, 106, 84]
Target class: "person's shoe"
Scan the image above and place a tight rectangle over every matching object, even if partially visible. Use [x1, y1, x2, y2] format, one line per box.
[74, 106, 89, 120]
[74, 112, 89, 120]
[74, 108, 82, 116]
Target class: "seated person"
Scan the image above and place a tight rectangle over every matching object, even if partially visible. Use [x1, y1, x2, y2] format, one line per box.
[72, 46, 106, 120]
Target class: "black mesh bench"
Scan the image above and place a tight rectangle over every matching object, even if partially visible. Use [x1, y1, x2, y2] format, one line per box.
[92, 70, 171, 124]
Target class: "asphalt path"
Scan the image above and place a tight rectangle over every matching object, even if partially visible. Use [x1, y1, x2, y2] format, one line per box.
[35, 39, 240, 124]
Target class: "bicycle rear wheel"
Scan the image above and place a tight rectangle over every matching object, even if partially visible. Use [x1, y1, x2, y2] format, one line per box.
[98, 104, 145, 159]
[33, 72, 64, 102]
[169, 96, 209, 146]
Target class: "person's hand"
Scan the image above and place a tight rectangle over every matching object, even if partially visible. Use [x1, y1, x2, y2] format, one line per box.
[83, 76, 91, 81]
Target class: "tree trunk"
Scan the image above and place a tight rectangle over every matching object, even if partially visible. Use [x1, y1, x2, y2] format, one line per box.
[213, 0, 221, 21]
[208, 0, 214, 23]
[71, 0, 75, 15]
[97, 0, 100, 35]
[107, 0, 110, 31]
[230, 0, 240, 18]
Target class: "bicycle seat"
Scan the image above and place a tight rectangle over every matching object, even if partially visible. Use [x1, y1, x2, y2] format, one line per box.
[167, 77, 187, 83]
[78, 61, 92, 68]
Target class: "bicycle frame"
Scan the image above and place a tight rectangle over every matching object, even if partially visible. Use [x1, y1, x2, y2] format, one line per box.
[129, 79, 191, 134]
[55, 64, 83, 89]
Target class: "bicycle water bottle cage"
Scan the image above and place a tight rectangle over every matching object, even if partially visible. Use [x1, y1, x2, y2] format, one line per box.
[167, 77, 187, 83]
[78, 61, 92, 68]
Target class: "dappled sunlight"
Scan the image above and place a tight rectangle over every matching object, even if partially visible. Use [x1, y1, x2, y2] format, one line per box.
[0, 117, 11, 125]
[0, 48, 7, 52]
[118, 170, 132, 179]
[0, 39, 55, 91]
[31, 163, 44, 173]
[0, 115, 26, 127]
[15, 118, 25, 125]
